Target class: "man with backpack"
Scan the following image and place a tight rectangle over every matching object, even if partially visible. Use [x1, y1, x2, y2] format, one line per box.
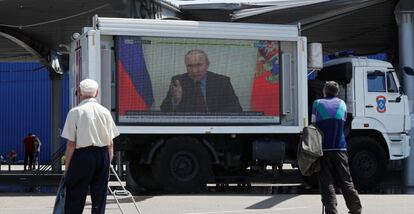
[312, 81, 362, 214]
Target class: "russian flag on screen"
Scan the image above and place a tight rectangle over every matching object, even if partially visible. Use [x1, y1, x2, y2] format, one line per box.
[115, 36, 154, 115]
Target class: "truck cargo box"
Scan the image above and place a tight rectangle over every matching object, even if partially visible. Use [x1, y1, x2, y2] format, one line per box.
[70, 16, 308, 134]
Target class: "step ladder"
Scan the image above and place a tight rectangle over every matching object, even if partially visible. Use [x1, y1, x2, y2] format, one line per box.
[108, 165, 141, 214]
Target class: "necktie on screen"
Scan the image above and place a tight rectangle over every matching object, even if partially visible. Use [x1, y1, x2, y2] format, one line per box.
[194, 81, 207, 112]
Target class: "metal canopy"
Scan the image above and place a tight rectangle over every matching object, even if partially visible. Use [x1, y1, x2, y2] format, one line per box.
[0, 1, 110, 60]
[0, 0, 179, 61]
[180, 0, 399, 57]
[0, 0, 404, 61]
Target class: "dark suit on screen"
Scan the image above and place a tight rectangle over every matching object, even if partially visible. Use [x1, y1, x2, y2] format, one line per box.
[161, 71, 242, 113]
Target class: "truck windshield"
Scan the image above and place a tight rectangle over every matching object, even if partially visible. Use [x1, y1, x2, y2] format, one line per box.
[386, 72, 398, 93]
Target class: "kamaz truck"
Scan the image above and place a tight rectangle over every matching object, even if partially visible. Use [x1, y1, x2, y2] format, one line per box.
[68, 15, 411, 192]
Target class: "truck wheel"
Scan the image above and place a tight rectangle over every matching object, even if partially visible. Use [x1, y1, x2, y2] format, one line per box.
[130, 160, 161, 191]
[152, 137, 212, 193]
[348, 136, 387, 190]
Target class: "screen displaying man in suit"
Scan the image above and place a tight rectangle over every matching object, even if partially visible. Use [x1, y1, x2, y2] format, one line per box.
[161, 49, 242, 113]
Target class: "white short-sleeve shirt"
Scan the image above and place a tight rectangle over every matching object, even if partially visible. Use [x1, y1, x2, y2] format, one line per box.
[61, 98, 120, 149]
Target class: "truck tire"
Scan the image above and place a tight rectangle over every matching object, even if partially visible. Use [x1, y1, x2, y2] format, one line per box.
[130, 160, 161, 191]
[152, 137, 212, 193]
[348, 136, 387, 190]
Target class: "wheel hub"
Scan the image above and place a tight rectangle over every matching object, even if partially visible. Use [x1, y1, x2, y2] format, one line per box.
[170, 151, 199, 182]
[353, 151, 377, 178]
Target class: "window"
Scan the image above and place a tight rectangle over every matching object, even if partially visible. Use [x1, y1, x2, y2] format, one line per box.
[386, 72, 398, 93]
[367, 71, 385, 92]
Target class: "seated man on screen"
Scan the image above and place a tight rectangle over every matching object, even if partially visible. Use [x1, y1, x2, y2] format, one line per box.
[161, 49, 242, 113]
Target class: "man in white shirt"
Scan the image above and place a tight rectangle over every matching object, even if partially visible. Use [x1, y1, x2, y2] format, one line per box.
[61, 79, 119, 214]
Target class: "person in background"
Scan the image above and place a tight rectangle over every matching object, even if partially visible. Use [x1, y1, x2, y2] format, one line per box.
[8, 149, 17, 163]
[311, 81, 362, 214]
[32, 134, 42, 170]
[161, 49, 242, 113]
[62, 78, 119, 214]
[23, 133, 35, 171]
[7, 149, 17, 172]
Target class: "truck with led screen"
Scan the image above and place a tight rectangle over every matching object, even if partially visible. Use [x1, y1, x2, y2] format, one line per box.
[68, 16, 411, 192]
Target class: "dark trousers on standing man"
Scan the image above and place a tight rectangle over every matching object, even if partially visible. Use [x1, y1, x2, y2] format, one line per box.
[65, 146, 109, 214]
[318, 151, 362, 214]
[24, 151, 33, 171]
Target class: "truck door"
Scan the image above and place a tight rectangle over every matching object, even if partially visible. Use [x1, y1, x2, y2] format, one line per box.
[363, 69, 404, 132]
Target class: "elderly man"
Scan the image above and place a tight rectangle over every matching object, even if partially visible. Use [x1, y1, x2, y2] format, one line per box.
[62, 79, 119, 214]
[161, 49, 242, 113]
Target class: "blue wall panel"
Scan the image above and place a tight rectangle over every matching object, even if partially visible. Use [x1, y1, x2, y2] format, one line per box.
[0, 62, 69, 164]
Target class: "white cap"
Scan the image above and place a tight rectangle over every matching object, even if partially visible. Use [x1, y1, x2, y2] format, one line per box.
[80, 79, 99, 94]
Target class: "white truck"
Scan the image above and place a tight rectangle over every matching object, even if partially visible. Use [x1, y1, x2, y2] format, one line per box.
[68, 16, 411, 192]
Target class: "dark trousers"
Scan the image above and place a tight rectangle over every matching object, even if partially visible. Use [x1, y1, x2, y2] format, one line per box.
[24, 151, 33, 170]
[65, 146, 109, 214]
[318, 151, 362, 214]
[32, 151, 40, 170]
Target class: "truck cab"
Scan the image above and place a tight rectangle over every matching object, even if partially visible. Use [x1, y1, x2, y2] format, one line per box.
[316, 57, 410, 188]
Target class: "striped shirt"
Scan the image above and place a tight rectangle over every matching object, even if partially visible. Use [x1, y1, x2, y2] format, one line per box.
[311, 97, 347, 151]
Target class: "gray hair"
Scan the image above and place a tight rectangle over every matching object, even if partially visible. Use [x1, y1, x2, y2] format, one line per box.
[81, 90, 97, 98]
[185, 49, 210, 65]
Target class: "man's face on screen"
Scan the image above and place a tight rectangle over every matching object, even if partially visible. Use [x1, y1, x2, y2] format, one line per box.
[185, 52, 209, 81]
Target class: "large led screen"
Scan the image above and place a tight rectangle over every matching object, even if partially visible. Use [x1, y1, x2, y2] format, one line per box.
[115, 36, 281, 124]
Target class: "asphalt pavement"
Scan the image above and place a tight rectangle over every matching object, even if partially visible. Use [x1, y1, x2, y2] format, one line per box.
[0, 192, 413, 214]
[0, 164, 412, 214]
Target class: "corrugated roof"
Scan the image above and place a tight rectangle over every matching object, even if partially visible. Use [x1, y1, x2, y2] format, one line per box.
[0, 0, 180, 60]
[179, 0, 401, 56]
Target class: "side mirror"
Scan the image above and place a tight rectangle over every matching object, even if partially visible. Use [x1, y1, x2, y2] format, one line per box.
[396, 96, 402, 103]
[399, 86, 404, 95]
[403, 66, 414, 75]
